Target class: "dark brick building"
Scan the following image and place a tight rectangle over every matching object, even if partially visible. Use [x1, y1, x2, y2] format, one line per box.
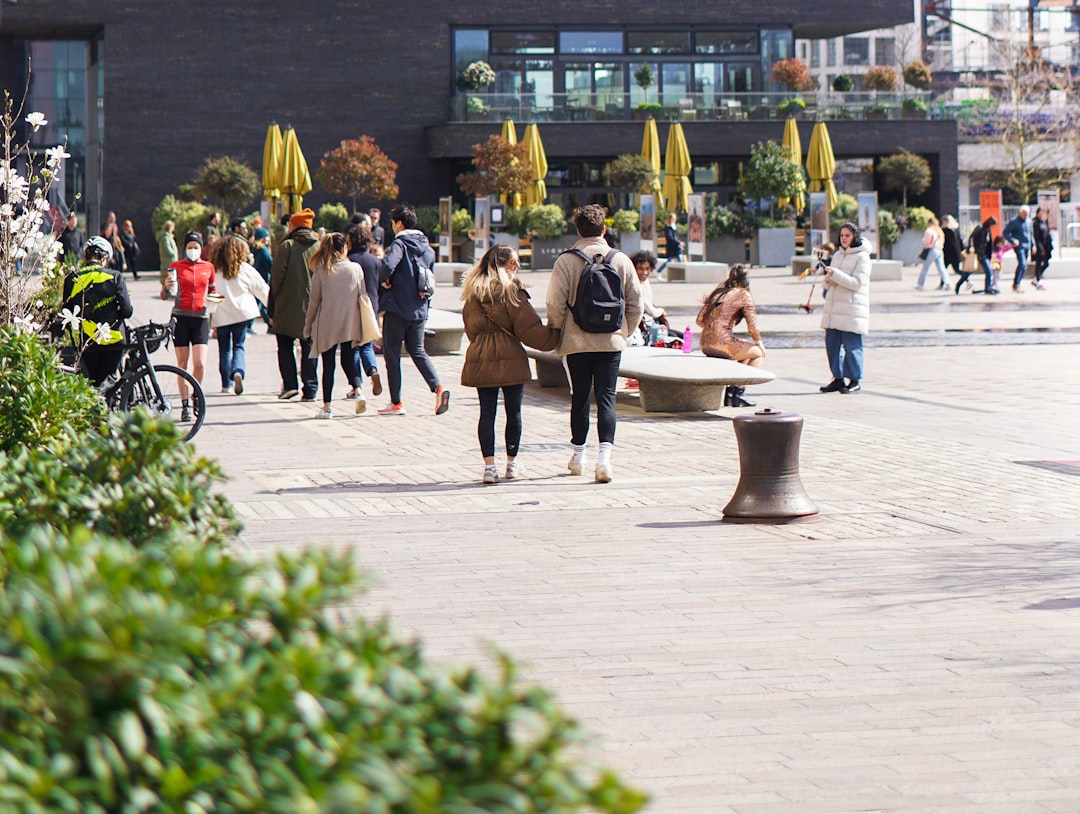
[1, 1, 956, 264]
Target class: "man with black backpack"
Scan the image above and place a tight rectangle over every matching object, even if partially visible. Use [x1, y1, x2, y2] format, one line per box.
[377, 204, 449, 416]
[547, 204, 642, 483]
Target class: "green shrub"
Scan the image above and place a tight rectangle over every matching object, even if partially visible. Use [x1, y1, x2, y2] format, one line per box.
[901, 97, 928, 113]
[611, 209, 639, 234]
[878, 209, 901, 248]
[832, 74, 854, 92]
[452, 205, 475, 236]
[832, 192, 858, 219]
[903, 60, 932, 89]
[907, 205, 936, 230]
[151, 195, 213, 241]
[777, 98, 806, 116]
[527, 204, 568, 239]
[415, 204, 441, 240]
[0, 327, 105, 456]
[316, 202, 350, 232]
[635, 102, 662, 113]
[505, 205, 530, 238]
[705, 206, 755, 240]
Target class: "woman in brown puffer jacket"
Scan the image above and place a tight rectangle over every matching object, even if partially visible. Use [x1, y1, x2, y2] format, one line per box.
[461, 244, 560, 485]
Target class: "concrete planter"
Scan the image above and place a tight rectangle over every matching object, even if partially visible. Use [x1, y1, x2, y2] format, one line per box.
[491, 232, 520, 250]
[891, 230, 926, 265]
[531, 236, 577, 270]
[757, 227, 796, 267]
[706, 235, 758, 266]
[618, 232, 641, 255]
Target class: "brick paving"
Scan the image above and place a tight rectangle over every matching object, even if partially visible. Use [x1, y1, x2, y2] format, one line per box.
[129, 255, 1080, 813]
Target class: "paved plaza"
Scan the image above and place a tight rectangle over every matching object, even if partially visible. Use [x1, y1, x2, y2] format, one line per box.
[134, 255, 1080, 813]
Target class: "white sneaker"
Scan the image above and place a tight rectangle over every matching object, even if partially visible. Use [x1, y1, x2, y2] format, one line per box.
[233, 371, 244, 395]
[594, 463, 613, 483]
[567, 457, 585, 476]
[505, 461, 520, 480]
[220, 387, 231, 394]
[355, 393, 366, 414]
[315, 407, 332, 419]
[482, 465, 498, 484]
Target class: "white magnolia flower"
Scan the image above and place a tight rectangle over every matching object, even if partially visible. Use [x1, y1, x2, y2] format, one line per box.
[14, 314, 41, 334]
[59, 305, 82, 331]
[3, 173, 28, 204]
[25, 112, 48, 130]
[92, 321, 114, 344]
[45, 145, 70, 167]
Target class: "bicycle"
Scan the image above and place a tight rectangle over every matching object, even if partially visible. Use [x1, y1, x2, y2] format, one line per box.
[108, 321, 206, 442]
[55, 320, 206, 442]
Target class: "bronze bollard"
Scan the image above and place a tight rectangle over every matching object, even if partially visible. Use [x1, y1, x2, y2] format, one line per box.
[723, 408, 818, 523]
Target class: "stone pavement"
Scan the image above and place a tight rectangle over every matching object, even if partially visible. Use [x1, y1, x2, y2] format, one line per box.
[128, 254, 1080, 813]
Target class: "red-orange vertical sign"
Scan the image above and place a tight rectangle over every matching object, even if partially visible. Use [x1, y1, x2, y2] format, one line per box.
[980, 190, 1002, 239]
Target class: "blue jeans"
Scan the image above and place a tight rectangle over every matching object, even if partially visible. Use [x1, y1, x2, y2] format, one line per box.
[979, 256, 994, 292]
[917, 247, 948, 288]
[381, 311, 440, 404]
[566, 351, 621, 445]
[216, 321, 249, 388]
[351, 342, 378, 383]
[825, 328, 864, 382]
[1013, 247, 1029, 287]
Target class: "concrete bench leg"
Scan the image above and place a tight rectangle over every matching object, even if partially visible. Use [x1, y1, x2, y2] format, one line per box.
[637, 379, 724, 412]
[533, 356, 569, 388]
[422, 331, 464, 355]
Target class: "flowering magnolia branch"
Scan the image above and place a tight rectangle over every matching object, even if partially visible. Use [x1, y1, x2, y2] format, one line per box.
[0, 89, 72, 326]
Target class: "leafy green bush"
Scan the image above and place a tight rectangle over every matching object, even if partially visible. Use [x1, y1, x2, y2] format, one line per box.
[634, 102, 662, 113]
[878, 209, 901, 248]
[151, 195, 213, 242]
[415, 204, 441, 240]
[705, 206, 755, 240]
[604, 155, 655, 194]
[907, 205, 936, 230]
[452, 205, 475, 236]
[505, 205, 530, 238]
[832, 74, 854, 92]
[0, 370, 646, 813]
[0, 326, 104, 456]
[777, 98, 806, 116]
[316, 202, 350, 233]
[611, 209, 639, 234]
[903, 60, 932, 89]
[832, 192, 858, 219]
[527, 204, 568, 239]
[901, 97, 928, 113]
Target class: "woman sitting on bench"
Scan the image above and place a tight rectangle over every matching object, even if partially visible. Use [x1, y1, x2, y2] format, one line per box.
[696, 264, 765, 407]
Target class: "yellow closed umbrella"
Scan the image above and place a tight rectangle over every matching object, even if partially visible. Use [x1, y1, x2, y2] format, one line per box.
[280, 126, 312, 214]
[262, 122, 284, 202]
[662, 122, 693, 213]
[640, 116, 663, 196]
[778, 117, 806, 213]
[806, 121, 838, 212]
[500, 118, 523, 210]
[522, 123, 548, 208]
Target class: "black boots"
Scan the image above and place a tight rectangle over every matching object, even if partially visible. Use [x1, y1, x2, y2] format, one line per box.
[725, 386, 756, 408]
[840, 379, 861, 394]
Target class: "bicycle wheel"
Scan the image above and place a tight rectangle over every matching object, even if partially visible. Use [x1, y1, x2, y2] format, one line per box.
[118, 364, 206, 441]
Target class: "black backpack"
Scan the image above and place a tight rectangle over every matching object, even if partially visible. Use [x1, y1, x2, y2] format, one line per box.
[563, 248, 625, 333]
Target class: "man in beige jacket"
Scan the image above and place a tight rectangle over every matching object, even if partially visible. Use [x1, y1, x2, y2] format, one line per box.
[546, 204, 643, 483]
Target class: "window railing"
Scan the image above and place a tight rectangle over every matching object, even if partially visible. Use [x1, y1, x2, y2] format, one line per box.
[450, 90, 934, 123]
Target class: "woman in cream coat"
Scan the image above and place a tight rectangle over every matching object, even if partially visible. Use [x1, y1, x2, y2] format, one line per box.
[819, 222, 871, 394]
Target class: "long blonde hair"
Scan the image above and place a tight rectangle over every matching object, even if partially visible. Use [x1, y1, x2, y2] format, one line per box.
[460, 244, 520, 306]
[309, 232, 349, 273]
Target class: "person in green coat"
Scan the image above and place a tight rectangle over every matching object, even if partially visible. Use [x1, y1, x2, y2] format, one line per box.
[158, 220, 178, 285]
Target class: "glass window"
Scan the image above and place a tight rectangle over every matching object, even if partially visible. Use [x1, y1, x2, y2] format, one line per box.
[559, 31, 622, 54]
[844, 37, 869, 66]
[490, 31, 555, 54]
[874, 37, 895, 66]
[810, 41, 820, 68]
[523, 60, 553, 110]
[694, 63, 723, 107]
[454, 29, 488, 74]
[762, 29, 793, 65]
[695, 31, 757, 55]
[595, 63, 623, 111]
[660, 63, 690, 106]
[564, 64, 592, 109]
[725, 62, 758, 94]
[627, 31, 689, 54]
[826, 39, 837, 67]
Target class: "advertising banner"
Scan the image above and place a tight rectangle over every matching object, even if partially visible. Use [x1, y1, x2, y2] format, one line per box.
[438, 197, 452, 262]
[687, 194, 705, 260]
[639, 194, 656, 253]
[857, 192, 879, 255]
[980, 190, 1002, 240]
[473, 197, 490, 255]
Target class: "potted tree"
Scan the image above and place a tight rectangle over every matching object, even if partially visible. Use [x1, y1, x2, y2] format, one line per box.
[611, 209, 640, 253]
[603, 154, 656, 212]
[863, 66, 897, 119]
[458, 60, 495, 121]
[772, 57, 815, 119]
[705, 204, 759, 265]
[633, 63, 657, 119]
[315, 135, 400, 213]
[901, 97, 929, 119]
[738, 140, 805, 266]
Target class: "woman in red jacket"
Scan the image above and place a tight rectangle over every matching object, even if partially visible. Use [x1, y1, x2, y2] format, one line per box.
[163, 231, 217, 422]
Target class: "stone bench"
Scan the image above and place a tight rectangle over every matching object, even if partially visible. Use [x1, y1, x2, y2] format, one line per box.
[526, 346, 775, 412]
[421, 308, 465, 355]
[433, 262, 471, 286]
[664, 261, 728, 284]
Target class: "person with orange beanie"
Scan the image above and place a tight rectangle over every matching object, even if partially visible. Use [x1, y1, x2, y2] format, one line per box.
[269, 209, 320, 400]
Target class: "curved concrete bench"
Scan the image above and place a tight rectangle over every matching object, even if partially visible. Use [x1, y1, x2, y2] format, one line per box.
[414, 308, 465, 355]
[526, 346, 775, 412]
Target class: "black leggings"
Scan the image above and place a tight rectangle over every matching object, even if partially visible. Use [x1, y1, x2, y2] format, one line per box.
[320, 342, 360, 403]
[477, 384, 524, 458]
[566, 351, 621, 446]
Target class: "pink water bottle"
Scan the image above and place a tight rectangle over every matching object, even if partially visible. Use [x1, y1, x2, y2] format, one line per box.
[682, 325, 693, 354]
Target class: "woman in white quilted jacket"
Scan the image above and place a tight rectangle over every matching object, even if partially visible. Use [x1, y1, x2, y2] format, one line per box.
[819, 222, 872, 395]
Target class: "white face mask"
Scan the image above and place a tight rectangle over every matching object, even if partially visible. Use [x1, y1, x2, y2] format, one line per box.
[186, 248, 201, 262]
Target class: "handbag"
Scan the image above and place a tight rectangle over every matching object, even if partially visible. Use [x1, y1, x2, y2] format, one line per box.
[358, 292, 381, 345]
[961, 250, 979, 273]
[918, 247, 930, 261]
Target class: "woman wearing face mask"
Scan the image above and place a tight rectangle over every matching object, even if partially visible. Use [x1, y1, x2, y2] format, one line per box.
[163, 231, 218, 422]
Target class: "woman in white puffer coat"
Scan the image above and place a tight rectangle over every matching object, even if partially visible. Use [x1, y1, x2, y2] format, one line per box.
[819, 221, 872, 394]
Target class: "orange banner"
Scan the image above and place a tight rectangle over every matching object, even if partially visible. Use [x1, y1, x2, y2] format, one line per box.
[980, 190, 1002, 239]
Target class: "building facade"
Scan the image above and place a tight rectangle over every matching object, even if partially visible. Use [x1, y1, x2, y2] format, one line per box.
[1, 1, 955, 264]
